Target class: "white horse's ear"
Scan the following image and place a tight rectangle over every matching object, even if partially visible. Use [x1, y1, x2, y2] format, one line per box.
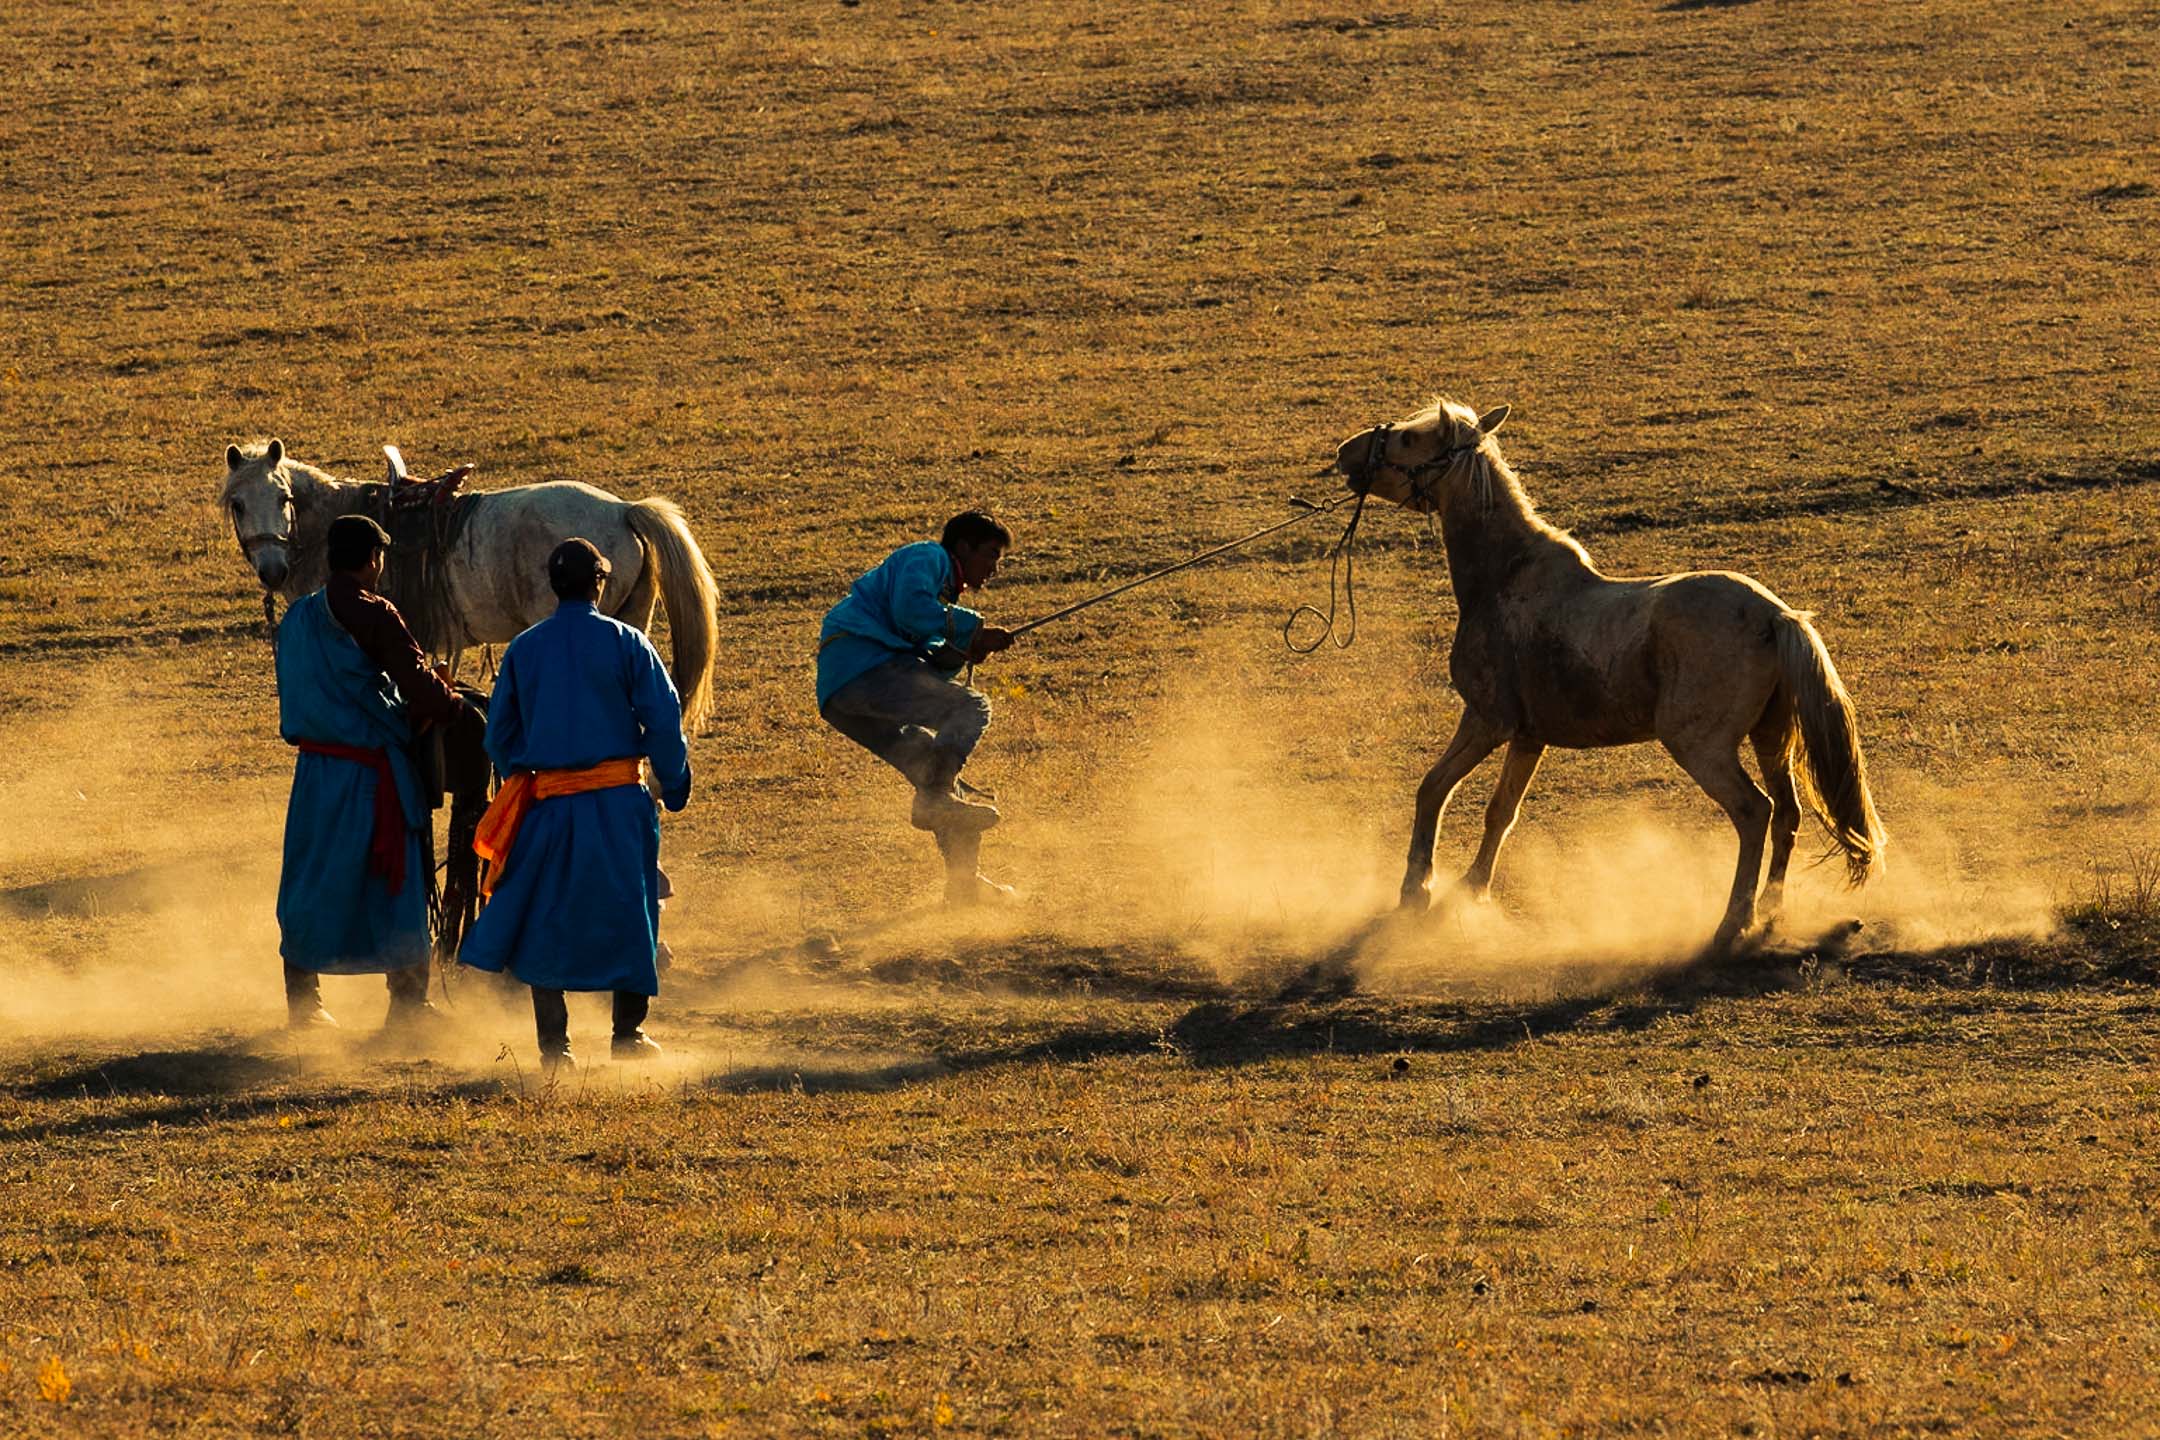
[266, 438, 284, 466]
[1476, 404, 1510, 436]
[226, 443, 244, 470]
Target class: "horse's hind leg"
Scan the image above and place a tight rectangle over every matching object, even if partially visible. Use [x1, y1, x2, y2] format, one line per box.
[1461, 740, 1545, 900]
[1663, 739, 1772, 954]
[1400, 710, 1505, 911]
[1749, 710, 1803, 928]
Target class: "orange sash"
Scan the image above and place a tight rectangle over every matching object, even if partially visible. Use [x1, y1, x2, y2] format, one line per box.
[474, 757, 644, 897]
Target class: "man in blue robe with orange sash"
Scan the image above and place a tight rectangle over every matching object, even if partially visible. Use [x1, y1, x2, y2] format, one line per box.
[276, 514, 469, 1031]
[461, 538, 691, 1070]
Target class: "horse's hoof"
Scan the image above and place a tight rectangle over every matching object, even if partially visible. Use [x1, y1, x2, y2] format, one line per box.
[1812, 919, 1864, 958]
[1433, 884, 1496, 916]
[1699, 932, 1744, 964]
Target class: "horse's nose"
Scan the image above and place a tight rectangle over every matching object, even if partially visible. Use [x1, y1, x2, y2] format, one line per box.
[1336, 432, 1375, 493]
[257, 556, 289, 590]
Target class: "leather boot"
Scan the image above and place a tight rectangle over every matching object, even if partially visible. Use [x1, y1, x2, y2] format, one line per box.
[533, 987, 575, 1072]
[611, 992, 661, 1060]
[947, 870, 1018, 907]
[910, 749, 999, 833]
[382, 963, 443, 1036]
[937, 829, 1016, 908]
[284, 966, 337, 1030]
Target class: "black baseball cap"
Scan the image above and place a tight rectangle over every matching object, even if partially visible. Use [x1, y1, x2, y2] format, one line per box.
[548, 537, 612, 594]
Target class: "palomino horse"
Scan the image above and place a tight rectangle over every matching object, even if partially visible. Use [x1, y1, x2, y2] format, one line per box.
[219, 440, 717, 731]
[1336, 397, 1886, 953]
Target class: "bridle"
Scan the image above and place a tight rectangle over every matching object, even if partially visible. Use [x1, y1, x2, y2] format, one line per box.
[233, 486, 296, 568]
[1356, 421, 1484, 510]
[232, 480, 297, 665]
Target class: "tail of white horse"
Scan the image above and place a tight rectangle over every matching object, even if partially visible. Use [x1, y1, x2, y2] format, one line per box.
[625, 498, 718, 734]
[1775, 612, 1886, 886]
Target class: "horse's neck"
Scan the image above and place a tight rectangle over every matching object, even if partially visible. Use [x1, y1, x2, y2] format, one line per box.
[1439, 458, 1591, 606]
[284, 464, 385, 596]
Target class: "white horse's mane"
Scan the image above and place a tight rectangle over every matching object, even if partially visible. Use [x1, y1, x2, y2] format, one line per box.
[219, 444, 343, 505]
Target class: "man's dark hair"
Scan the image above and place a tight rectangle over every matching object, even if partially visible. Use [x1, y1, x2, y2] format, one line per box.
[941, 510, 1013, 551]
[547, 537, 613, 600]
[326, 514, 392, 572]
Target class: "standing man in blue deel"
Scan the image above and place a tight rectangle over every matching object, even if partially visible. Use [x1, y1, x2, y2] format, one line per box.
[276, 513, 469, 1031]
[817, 510, 1017, 905]
[461, 538, 691, 1071]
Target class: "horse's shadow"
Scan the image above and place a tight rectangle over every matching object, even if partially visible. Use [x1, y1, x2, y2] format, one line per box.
[700, 914, 1809, 1093]
[1165, 933, 1800, 1070]
[700, 983, 1716, 1094]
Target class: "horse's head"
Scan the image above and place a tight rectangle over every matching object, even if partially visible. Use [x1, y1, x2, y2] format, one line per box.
[1335, 398, 1510, 514]
[220, 439, 296, 590]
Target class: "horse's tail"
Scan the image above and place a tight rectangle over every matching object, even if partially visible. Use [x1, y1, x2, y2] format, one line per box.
[1775, 611, 1886, 886]
[625, 497, 718, 734]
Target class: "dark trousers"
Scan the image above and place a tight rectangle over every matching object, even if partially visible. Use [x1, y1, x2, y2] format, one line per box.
[821, 657, 992, 789]
[532, 987, 650, 1054]
[285, 962, 428, 1010]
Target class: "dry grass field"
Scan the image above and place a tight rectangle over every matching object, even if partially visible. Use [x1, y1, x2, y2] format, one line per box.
[4, 0, 2160, 1434]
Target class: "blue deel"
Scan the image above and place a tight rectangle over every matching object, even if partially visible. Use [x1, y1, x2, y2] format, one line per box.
[815, 541, 983, 709]
[459, 601, 691, 995]
[274, 589, 430, 974]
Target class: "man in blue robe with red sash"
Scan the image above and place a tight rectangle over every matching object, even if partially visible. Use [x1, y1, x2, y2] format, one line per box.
[276, 514, 468, 1030]
[461, 538, 691, 1070]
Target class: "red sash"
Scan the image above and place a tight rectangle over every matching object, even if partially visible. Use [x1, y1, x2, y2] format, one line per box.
[294, 740, 408, 896]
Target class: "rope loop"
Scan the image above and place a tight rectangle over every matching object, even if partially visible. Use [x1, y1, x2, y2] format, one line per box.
[1283, 490, 1368, 654]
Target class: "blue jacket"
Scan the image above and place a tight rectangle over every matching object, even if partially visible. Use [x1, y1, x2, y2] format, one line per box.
[816, 542, 983, 708]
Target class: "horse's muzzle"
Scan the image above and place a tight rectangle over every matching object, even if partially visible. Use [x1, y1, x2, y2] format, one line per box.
[256, 556, 289, 590]
[1335, 432, 1378, 494]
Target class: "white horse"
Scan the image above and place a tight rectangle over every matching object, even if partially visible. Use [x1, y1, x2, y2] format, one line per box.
[1336, 397, 1886, 954]
[220, 439, 717, 731]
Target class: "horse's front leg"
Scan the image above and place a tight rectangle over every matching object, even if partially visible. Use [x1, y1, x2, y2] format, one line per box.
[1400, 711, 1505, 911]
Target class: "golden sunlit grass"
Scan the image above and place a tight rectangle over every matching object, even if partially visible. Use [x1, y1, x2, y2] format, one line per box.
[4, 0, 2160, 1434]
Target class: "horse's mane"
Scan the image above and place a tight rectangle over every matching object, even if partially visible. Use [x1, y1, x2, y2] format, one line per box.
[1411, 395, 1589, 563]
[218, 444, 347, 504]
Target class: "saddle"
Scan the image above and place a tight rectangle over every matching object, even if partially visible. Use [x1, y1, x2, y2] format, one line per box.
[367, 447, 482, 658]
[384, 444, 475, 510]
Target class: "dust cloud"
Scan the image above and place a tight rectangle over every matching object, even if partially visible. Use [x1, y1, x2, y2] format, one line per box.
[0, 669, 518, 1058]
[975, 650, 2083, 993]
[0, 672, 293, 1040]
[0, 646, 2129, 1062]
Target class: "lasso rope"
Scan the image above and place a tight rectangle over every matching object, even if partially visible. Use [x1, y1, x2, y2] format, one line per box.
[1281, 489, 1368, 654]
[1005, 490, 1357, 642]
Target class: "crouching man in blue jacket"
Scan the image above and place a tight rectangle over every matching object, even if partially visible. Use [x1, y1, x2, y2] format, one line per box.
[816, 510, 1016, 906]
